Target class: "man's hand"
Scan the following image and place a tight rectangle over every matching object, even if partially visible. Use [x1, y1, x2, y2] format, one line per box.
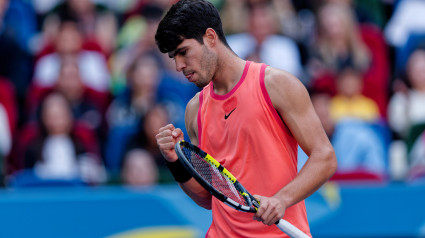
[253, 195, 286, 226]
[155, 124, 184, 162]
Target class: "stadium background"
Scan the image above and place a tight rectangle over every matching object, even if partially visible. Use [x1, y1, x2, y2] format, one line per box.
[0, 0, 425, 237]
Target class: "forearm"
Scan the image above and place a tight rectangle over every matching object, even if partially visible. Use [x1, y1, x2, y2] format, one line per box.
[166, 155, 212, 209]
[274, 146, 337, 208]
[179, 178, 212, 209]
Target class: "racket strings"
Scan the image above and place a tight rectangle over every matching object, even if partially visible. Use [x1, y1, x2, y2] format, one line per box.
[181, 147, 247, 206]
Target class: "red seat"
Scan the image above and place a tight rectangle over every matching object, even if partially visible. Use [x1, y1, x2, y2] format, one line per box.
[0, 78, 17, 135]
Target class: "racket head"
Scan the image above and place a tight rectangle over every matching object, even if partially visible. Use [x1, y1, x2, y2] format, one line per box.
[174, 140, 258, 213]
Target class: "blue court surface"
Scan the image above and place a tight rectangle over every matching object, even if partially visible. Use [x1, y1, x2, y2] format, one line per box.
[0, 182, 424, 238]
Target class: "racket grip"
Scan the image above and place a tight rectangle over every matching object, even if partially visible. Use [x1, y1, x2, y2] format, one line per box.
[275, 219, 310, 238]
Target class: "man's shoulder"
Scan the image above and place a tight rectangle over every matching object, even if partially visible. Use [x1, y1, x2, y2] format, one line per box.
[263, 66, 309, 109]
[186, 92, 201, 112]
[263, 66, 298, 86]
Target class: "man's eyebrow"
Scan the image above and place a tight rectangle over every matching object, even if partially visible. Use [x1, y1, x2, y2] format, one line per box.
[169, 47, 186, 58]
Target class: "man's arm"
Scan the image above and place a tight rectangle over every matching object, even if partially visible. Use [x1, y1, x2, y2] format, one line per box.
[254, 67, 337, 225]
[156, 93, 212, 209]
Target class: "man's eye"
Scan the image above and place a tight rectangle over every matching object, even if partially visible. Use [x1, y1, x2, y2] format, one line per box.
[180, 50, 187, 56]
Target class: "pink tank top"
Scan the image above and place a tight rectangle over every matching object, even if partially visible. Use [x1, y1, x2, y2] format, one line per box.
[198, 61, 311, 237]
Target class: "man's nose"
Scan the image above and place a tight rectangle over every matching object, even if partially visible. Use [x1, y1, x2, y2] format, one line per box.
[175, 57, 185, 72]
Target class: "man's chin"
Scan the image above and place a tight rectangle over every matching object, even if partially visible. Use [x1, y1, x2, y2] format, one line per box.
[194, 82, 208, 88]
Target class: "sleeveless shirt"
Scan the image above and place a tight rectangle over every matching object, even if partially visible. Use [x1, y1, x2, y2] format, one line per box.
[198, 61, 311, 237]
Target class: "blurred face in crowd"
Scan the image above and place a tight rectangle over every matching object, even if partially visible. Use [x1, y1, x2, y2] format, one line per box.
[318, 4, 349, 41]
[248, 3, 277, 44]
[56, 22, 83, 54]
[42, 93, 74, 135]
[56, 58, 85, 102]
[129, 55, 160, 94]
[122, 149, 158, 186]
[336, 69, 363, 98]
[407, 49, 425, 91]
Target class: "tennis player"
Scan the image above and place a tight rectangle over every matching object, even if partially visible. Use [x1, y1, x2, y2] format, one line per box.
[155, 0, 337, 237]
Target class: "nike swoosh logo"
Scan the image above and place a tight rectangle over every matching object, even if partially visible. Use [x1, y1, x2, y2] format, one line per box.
[224, 108, 236, 120]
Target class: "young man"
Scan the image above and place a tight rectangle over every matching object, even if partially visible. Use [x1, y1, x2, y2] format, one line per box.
[155, 0, 337, 237]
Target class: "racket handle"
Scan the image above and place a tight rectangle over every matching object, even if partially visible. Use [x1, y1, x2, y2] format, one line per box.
[275, 219, 310, 238]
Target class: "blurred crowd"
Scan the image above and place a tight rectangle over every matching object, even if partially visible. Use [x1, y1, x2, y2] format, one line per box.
[0, 0, 425, 187]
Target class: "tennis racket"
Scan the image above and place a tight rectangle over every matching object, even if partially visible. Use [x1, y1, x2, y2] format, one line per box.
[174, 140, 310, 238]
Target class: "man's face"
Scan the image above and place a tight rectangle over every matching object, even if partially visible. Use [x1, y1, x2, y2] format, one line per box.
[168, 38, 217, 88]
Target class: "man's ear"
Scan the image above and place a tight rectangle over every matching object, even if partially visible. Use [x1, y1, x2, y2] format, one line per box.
[204, 28, 217, 47]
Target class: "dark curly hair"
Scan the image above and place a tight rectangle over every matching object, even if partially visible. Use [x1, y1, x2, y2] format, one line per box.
[155, 0, 230, 53]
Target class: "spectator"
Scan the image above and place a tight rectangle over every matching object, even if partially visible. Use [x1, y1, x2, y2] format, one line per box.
[54, 57, 105, 131]
[105, 52, 198, 175]
[384, 0, 425, 49]
[308, 3, 371, 83]
[308, 2, 390, 117]
[42, 0, 118, 56]
[388, 48, 425, 147]
[105, 53, 161, 174]
[388, 47, 425, 180]
[124, 104, 173, 183]
[220, 0, 249, 34]
[33, 18, 111, 93]
[226, 0, 303, 78]
[330, 67, 380, 123]
[121, 149, 158, 187]
[272, 0, 315, 48]
[111, 3, 167, 93]
[12, 92, 106, 185]
[312, 91, 387, 181]
[28, 56, 106, 129]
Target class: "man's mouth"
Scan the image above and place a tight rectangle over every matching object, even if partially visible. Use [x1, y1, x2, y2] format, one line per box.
[184, 72, 194, 81]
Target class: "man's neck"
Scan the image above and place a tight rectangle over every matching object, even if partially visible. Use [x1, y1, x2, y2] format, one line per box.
[211, 51, 246, 95]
